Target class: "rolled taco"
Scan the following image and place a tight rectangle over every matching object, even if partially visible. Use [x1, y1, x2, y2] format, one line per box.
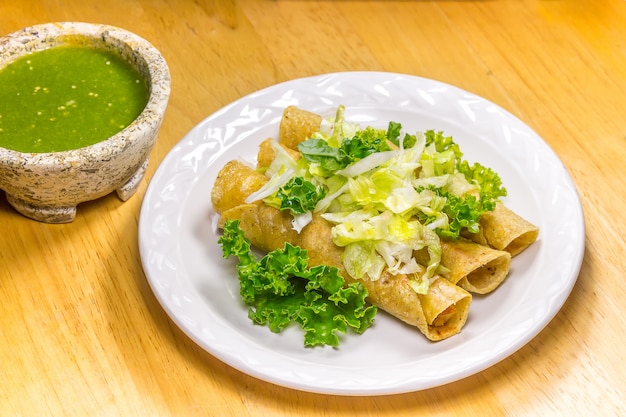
[212, 161, 472, 341]
[257, 137, 301, 169]
[464, 202, 539, 257]
[278, 105, 323, 150]
[440, 237, 511, 294]
[413, 237, 511, 294]
[211, 159, 266, 215]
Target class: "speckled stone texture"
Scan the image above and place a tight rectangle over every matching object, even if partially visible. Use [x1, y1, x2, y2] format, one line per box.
[0, 22, 170, 223]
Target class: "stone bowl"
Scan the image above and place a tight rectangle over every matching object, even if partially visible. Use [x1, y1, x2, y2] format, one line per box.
[0, 22, 170, 223]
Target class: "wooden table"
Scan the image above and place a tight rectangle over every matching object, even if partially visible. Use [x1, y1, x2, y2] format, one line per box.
[1, 1, 625, 415]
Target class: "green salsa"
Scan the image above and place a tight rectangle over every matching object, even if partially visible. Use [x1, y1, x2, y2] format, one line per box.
[0, 45, 149, 153]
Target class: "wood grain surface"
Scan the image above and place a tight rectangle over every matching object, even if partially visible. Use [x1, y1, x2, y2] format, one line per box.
[1, 1, 625, 415]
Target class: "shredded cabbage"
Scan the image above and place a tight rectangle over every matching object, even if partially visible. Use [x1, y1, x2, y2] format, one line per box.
[247, 105, 507, 294]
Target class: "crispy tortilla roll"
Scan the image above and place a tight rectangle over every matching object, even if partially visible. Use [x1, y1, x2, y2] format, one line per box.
[440, 238, 511, 294]
[278, 105, 322, 150]
[210, 160, 267, 215]
[419, 278, 472, 328]
[257, 137, 301, 169]
[465, 202, 539, 257]
[213, 161, 472, 341]
[414, 237, 511, 294]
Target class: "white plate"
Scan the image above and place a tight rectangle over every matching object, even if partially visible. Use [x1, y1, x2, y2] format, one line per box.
[138, 72, 585, 395]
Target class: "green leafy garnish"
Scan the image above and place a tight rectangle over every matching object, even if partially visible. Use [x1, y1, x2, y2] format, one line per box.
[415, 130, 507, 238]
[297, 128, 391, 175]
[457, 160, 508, 206]
[218, 219, 377, 348]
[387, 121, 417, 148]
[276, 176, 326, 214]
[424, 129, 462, 158]
[296, 138, 346, 173]
[416, 186, 484, 238]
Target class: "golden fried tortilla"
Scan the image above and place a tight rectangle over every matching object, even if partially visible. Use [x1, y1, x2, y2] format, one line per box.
[278, 105, 322, 150]
[466, 202, 539, 257]
[257, 137, 301, 170]
[440, 237, 512, 294]
[210, 160, 267, 215]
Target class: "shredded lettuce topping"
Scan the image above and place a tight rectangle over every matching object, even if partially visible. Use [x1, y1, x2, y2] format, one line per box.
[248, 105, 507, 294]
[218, 220, 377, 348]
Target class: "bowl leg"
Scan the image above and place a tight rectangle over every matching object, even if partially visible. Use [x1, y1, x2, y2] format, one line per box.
[116, 157, 149, 201]
[6, 194, 77, 224]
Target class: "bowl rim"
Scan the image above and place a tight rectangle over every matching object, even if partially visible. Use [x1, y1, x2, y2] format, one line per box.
[0, 21, 171, 165]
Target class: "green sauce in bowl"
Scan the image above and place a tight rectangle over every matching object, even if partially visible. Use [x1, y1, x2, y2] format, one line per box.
[0, 45, 149, 153]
